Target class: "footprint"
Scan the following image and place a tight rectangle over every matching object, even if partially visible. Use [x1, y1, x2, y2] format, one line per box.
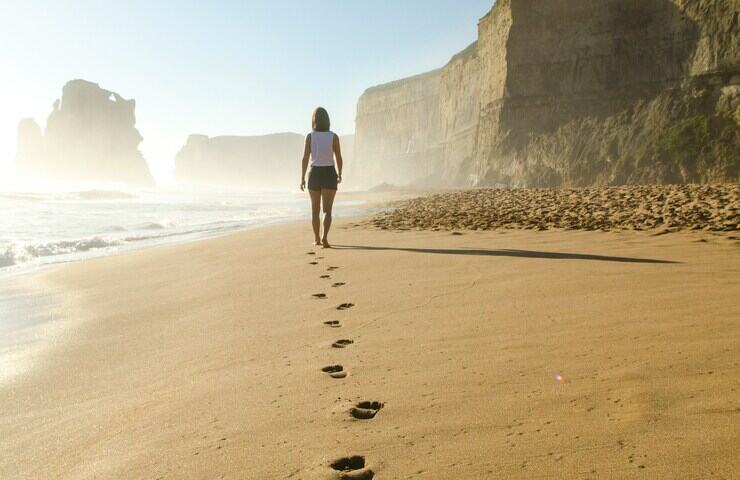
[322, 365, 347, 379]
[350, 401, 384, 420]
[320, 275, 331, 279]
[312, 293, 327, 299]
[309, 262, 319, 265]
[330, 456, 374, 480]
[307, 252, 316, 255]
[327, 266, 340, 271]
[332, 282, 346, 288]
[337, 303, 354, 311]
[451, 231, 464, 236]
[332, 339, 354, 349]
[324, 321, 341, 328]
[316, 256, 325, 260]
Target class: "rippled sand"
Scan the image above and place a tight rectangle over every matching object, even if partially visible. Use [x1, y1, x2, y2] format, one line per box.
[365, 184, 739, 233]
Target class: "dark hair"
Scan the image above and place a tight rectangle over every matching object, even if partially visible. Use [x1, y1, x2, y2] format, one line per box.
[312, 107, 331, 132]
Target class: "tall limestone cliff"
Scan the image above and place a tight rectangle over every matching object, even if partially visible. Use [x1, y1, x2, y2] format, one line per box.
[174, 133, 354, 190]
[354, 0, 739, 188]
[175, 133, 305, 190]
[16, 79, 154, 187]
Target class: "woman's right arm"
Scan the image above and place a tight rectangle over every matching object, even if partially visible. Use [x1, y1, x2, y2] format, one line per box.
[300, 134, 310, 191]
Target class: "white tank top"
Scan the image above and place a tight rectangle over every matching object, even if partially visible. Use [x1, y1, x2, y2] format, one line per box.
[310, 131, 335, 167]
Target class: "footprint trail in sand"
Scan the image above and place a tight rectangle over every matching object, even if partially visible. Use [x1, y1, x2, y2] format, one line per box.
[322, 365, 347, 379]
[350, 401, 384, 420]
[304, 250, 378, 476]
[330, 456, 375, 480]
[332, 339, 354, 349]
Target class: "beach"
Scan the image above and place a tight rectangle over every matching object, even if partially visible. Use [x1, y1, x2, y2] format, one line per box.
[1, 199, 739, 478]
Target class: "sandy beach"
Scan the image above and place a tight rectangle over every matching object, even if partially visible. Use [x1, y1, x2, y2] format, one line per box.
[1, 209, 739, 479]
[3, 0, 739, 476]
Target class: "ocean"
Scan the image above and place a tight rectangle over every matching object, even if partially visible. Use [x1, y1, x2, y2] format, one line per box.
[0, 189, 370, 276]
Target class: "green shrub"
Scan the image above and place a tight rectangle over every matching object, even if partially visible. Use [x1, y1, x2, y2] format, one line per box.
[658, 116, 710, 181]
[659, 115, 709, 160]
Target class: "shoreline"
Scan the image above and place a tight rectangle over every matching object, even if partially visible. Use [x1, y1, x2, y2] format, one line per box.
[1, 215, 738, 478]
[0, 278, 59, 383]
[0, 189, 412, 280]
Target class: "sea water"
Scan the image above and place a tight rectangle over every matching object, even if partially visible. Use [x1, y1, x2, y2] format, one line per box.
[0, 189, 370, 276]
[0, 188, 372, 381]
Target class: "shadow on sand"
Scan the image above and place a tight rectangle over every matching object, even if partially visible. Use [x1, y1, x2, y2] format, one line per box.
[332, 245, 678, 264]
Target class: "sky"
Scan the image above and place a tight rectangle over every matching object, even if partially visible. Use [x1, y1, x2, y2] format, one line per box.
[0, 0, 493, 185]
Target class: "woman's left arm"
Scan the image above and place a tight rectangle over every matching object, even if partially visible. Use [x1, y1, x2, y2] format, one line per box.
[333, 134, 343, 184]
[300, 134, 311, 191]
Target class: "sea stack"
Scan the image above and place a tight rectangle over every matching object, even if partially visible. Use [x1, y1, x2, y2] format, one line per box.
[15, 79, 154, 187]
[354, 0, 740, 189]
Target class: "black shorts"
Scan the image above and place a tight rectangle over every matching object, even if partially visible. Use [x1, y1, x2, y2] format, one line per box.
[307, 166, 338, 191]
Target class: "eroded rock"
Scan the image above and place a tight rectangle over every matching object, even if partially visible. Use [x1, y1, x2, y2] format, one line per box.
[16, 79, 154, 186]
[354, 0, 740, 188]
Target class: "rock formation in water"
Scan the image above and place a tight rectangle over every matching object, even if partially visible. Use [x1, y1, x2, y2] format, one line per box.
[354, 0, 740, 188]
[16, 79, 154, 186]
[175, 133, 354, 190]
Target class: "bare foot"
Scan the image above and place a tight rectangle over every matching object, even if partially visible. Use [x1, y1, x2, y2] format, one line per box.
[322, 239, 331, 249]
[314, 239, 322, 246]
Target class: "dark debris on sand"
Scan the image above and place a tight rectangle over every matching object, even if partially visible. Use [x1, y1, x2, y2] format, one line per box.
[360, 184, 739, 233]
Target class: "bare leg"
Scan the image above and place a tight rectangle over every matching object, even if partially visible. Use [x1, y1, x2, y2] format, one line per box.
[309, 189, 322, 245]
[321, 189, 337, 248]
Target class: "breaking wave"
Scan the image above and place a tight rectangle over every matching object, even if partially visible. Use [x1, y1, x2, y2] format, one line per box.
[0, 190, 372, 274]
[73, 190, 137, 200]
[1, 237, 123, 269]
[0, 248, 18, 268]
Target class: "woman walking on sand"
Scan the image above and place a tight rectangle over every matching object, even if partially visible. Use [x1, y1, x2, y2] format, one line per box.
[300, 107, 343, 248]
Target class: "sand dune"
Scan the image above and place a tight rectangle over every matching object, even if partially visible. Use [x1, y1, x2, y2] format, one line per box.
[0, 218, 738, 478]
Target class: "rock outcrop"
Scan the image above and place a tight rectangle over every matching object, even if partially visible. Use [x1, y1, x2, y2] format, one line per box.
[174, 133, 305, 190]
[16, 79, 154, 186]
[354, 0, 740, 189]
[175, 133, 354, 190]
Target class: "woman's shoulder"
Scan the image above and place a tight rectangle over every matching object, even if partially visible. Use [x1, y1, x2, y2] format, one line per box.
[309, 130, 336, 138]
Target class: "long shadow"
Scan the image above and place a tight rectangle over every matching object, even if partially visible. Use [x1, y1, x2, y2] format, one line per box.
[332, 245, 678, 264]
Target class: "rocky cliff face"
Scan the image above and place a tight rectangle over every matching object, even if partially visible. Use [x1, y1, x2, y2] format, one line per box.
[175, 133, 354, 190]
[354, 71, 443, 186]
[354, 0, 739, 188]
[174, 133, 305, 190]
[16, 79, 154, 186]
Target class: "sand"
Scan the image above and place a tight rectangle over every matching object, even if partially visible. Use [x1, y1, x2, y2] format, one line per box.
[1, 218, 738, 479]
[365, 184, 739, 233]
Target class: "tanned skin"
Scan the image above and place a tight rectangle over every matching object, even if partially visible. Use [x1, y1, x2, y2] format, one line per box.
[301, 134, 343, 247]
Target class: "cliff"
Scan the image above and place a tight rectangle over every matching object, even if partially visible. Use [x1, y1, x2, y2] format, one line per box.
[175, 133, 304, 190]
[354, 0, 739, 188]
[174, 133, 354, 190]
[16, 79, 154, 187]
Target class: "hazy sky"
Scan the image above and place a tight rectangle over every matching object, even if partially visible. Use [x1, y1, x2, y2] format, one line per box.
[0, 0, 492, 184]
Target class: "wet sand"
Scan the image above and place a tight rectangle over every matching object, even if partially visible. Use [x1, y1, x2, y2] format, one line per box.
[0, 217, 738, 479]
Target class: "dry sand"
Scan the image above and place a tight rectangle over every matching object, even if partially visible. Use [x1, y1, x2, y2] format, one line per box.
[1, 218, 738, 479]
[366, 184, 739, 233]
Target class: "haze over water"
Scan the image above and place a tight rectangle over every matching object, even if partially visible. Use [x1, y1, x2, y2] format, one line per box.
[0, 189, 370, 275]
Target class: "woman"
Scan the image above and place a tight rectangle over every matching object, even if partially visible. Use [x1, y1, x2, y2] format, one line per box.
[300, 107, 343, 248]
